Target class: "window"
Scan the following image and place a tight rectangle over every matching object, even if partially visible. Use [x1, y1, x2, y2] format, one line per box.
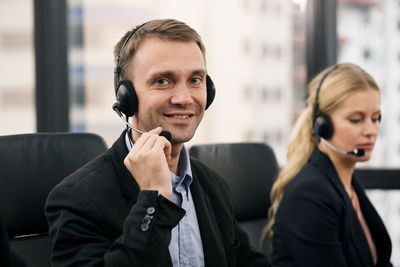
[275, 2, 281, 14]
[261, 87, 269, 101]
[263, 129, 282, 144]
[0, 0, 35, 135]
[363, 48, 371, 60]
[260, 0, 268, 14]
[338, 3, 400, 264]
[67, 0, 306, 163]
[275, 87, 282, 101]
[242, 39, 251, 57]
[275, 45, 282, 59]
[261, 43, 281, 60]
[262, 43, 269, 59]
[242, 0, 251, 11]
[243, 85, 253, 101]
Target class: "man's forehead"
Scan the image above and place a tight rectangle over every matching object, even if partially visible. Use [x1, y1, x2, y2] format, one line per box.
[131, 37, 206, 77]
[135, 36, 202, 56]
[144, 67, 206, 79]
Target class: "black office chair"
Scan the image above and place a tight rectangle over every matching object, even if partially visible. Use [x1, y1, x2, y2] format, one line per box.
[0, 132, 108, 267]
[355, 168, 400, 189]
[189, 142, 279, 250]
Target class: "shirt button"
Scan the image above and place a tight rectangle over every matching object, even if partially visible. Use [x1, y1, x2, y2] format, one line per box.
[183, 258, 190, 264]
[146, 206, 155, 215]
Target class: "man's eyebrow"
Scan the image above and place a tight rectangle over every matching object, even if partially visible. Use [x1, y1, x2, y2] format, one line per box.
[192, 69, 207, 76]
[145, 71, 173, 84]
[145, 69, 207, 84]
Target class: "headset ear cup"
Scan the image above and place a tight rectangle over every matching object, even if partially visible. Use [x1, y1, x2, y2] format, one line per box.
[313, 113, 334, 139]
[206, 75, 216, 110]
[116, 80, 137, 117]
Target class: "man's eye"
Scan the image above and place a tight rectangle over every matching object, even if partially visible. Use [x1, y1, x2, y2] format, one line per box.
[156, 79, 168, 85]
[190, 77, 201, 84]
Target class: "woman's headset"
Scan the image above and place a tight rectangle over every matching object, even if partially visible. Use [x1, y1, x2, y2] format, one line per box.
[311, 64, 340, 139]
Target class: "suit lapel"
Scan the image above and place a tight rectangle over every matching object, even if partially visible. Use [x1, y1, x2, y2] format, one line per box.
[346, 203, 374, 267]
[190, 169, 227, 266]
[110, 130, 140, 207]
[311, 149, 373, 267]
[353, 179, 392, 265]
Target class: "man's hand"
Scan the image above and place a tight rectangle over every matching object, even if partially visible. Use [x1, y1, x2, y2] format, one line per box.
[124, 127, 173, 199]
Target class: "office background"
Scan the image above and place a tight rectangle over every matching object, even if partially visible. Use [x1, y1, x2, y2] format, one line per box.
[0, 0, 399, 264]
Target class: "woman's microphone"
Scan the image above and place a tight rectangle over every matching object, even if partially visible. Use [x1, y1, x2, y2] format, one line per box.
[320, 137, 365, 157]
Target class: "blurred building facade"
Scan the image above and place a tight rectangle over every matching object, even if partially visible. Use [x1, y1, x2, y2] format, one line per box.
[338, 0, 400, 168]
[0, 0, 35, 134]
[3, 1, 400, 165]
[66, 0, 307, 164]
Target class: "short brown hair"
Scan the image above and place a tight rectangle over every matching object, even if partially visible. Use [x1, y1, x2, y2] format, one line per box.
[114, 19, 206, 80]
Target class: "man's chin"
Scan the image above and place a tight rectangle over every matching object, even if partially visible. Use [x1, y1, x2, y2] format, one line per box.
[170, 136, 192, 144]
[168, 132, 195, 144]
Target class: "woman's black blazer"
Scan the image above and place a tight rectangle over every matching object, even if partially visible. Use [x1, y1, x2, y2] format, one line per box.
[272, 148, 392, 267]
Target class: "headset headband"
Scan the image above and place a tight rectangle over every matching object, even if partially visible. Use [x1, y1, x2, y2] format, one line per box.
[114, 22, 149, 91]
[312, 64, 340, 123]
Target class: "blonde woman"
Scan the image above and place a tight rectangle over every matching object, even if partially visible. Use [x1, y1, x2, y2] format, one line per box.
[266, 63, 392, 266]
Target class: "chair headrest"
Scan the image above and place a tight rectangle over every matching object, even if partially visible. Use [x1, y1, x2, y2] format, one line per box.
[189, 142, 279, 221]
[0, 132, 107, 238]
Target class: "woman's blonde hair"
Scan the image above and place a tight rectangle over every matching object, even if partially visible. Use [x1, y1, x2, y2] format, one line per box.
[263, 63, 380, 246]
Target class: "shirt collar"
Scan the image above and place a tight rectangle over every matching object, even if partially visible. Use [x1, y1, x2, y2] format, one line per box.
[125, 129, 133, 151]
[177, 146, 192, 182]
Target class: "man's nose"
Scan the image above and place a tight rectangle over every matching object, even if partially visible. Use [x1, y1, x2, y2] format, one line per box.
[170, 82, 193, 106]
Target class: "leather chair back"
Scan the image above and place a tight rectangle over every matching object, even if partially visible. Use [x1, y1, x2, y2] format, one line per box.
[0, 132, 108, 267]
[189, 142, 279, 250]
[355, 168, 400, 189]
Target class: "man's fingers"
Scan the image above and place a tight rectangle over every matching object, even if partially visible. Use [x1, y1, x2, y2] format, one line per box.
[131, 127, 162, 151]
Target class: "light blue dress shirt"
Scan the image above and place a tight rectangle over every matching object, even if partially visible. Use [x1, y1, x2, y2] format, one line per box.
[125, 131, 204, 267]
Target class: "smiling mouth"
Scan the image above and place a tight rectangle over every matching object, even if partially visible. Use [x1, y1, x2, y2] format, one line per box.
[165, 114, 192, 119]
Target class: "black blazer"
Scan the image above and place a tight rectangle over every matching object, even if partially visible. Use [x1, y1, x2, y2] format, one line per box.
[272, 148, 392, 267]
[45, 130, 270, 267]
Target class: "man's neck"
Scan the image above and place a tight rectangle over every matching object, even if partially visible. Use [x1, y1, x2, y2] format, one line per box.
[169, 143, 184, 175]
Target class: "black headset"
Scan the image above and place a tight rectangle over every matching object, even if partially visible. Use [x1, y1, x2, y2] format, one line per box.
[311, 64, 340, 139]
[113, 22, 216, 118]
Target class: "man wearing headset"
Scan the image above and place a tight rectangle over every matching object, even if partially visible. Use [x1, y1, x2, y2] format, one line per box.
[45, 19, 270, 267]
